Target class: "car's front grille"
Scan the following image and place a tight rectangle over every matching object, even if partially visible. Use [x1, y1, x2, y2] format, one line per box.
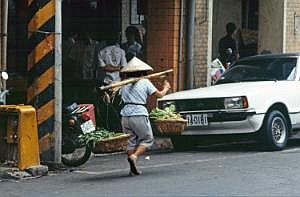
[172, 98, 225, 111]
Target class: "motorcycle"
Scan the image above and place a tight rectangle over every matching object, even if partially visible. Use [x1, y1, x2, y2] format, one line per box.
[0, 71, 9, 105]
[61, 103, 96, 167]
[1, 71, 93, 166]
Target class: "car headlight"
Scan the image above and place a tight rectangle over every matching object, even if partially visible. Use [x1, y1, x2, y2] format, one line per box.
[224, 96, 248, 109]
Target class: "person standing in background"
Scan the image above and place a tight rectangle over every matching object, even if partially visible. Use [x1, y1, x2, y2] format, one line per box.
[67, 29, 101, 103]
[121, 26, 143, 62]
[96, 33, 127, 131]
[218, 22, 240, 68]
[97, 34, 127, 85]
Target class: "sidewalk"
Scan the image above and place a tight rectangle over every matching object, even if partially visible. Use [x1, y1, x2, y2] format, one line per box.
[0, 137, 172, 180]
[74, 138, 174, 176]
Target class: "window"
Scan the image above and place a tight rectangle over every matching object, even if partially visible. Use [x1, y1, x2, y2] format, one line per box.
[242, 0, 258, 30]
[130, 0, 146, 25]
[216, 58, 298, 84]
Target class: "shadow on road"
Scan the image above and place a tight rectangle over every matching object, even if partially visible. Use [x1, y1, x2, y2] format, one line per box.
[170, 137, 300, 153]
[70, 169, 169, 183]
[75, 173, 130, 182]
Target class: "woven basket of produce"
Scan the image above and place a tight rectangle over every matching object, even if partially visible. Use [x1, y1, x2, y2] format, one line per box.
[152, 119, 187, 135]
[150, 105, 187, 135]
[92, 133, 130, 154]
[79, 128, 130, 154]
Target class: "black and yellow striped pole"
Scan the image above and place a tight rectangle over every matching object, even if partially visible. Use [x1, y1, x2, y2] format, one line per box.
[27, 0, 62, 164]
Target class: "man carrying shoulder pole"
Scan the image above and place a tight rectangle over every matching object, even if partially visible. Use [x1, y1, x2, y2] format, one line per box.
[118, 57, 171, 176]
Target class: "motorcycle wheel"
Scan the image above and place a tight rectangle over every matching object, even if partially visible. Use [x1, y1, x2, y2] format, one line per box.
[61, 142, 92, 167]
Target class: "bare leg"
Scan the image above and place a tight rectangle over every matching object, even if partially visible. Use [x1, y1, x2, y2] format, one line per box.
[132, 145, 146, 158]
[127, 149, 136, 157]
[127, 145, 146, 175]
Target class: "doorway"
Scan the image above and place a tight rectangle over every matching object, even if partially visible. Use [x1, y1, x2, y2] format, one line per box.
[212, 0, 259, 60]
[62, 0, 122, 104]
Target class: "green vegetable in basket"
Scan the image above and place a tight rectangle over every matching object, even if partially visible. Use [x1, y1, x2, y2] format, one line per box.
[78, 128, 123, 146]
[149, 104, 183, 120]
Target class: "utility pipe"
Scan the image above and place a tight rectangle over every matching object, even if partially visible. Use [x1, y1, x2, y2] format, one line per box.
[1, 0, 8, 72]
[54, 0, 62, 163]
[1, 0, 8, 104]
[177, 0, 184, 91]
[0, 2, 2, 72]
[185, 0, 195, 89]
[206, 0, 213, 86]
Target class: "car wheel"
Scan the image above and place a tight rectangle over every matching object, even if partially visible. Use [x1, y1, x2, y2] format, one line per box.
[262, 110, 289, 151]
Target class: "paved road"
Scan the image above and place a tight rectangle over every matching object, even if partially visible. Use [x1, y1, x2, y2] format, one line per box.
[2, 139, 300, 197]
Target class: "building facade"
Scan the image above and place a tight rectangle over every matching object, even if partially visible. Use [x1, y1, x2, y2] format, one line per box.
[1, 0, 300, 164]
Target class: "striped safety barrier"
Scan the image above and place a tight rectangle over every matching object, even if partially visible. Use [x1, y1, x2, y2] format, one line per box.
[27, 0, 56, 162]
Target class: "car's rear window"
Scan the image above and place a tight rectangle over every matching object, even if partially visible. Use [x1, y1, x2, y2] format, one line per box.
[215, 57, 297, 84]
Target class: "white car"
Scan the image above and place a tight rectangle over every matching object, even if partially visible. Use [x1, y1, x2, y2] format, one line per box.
[159, 53, 300, 150]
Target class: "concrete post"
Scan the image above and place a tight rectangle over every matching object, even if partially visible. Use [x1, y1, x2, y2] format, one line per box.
[27, 0, 61, 164]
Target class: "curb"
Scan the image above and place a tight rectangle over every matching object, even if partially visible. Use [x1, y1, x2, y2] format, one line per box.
[93, 137, 174, 156]
[150, 137, 173, 150]
[0, 138, 172, 179]
[0, 165, 48, 180]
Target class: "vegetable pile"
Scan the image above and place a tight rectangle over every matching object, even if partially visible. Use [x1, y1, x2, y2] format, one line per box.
[79, 128, 124, 146]
[150, 104, 184, 120]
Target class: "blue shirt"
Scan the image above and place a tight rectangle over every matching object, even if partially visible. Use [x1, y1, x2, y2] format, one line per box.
[120, 79, 157, 117]
[121, 41, 142, 58]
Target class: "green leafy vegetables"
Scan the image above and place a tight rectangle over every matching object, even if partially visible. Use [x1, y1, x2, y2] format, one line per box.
[149, 104, 184, 120]
[79, 128, 123, 146]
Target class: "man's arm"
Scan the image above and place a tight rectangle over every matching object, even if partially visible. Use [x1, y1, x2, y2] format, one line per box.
[97, 50, 122, 72]
[154, 80, 171, 98]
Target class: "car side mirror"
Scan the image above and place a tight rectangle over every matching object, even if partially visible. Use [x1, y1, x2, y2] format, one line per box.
[1, 72, 8, 80]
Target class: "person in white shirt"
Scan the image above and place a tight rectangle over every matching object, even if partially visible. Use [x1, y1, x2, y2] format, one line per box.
[96, 35, 127, 131]
[97, 43, 127, 85]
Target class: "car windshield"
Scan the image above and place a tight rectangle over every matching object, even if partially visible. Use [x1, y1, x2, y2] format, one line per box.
[215, 57, 297, 85]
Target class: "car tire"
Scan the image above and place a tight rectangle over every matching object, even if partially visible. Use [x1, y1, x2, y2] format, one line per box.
[261, 110, 289, 151]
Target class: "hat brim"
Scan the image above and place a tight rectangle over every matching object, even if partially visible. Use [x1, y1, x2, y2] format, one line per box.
[120, 57, 153, 73]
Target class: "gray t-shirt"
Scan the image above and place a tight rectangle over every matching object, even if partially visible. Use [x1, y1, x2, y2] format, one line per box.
[98, 45, 127, 84]
[120, 79, 157, 117]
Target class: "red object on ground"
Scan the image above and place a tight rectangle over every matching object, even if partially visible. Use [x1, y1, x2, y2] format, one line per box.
[81, 113, 91, 121]
[79, 104, 96, 127]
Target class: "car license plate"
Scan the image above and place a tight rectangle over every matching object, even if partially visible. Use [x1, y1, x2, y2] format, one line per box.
[186, 114, 208, 126]
[80, 120, 96, 134]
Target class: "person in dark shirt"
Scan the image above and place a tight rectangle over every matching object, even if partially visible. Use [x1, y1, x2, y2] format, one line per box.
[218, 22, 240, 68]
[121, 26, 143, 61]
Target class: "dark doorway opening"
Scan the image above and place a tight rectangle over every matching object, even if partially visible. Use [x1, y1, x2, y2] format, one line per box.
[239, 0, 259, 58]
[6, 0, 28, 104]
[62, 0, 122, 104]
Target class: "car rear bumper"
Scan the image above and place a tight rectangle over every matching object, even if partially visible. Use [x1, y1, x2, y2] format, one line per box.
[180, 111, 265, 135]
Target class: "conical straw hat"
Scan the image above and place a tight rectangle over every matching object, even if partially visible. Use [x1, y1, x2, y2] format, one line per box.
[120, 57, 153, 73]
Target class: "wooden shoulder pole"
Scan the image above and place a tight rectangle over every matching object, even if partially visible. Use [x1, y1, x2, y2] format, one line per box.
[99, 69, 173, 91]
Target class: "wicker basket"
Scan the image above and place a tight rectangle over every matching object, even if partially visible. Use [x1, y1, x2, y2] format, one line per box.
[92, 134, 130, 154]
[152, 119, 188, 135]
